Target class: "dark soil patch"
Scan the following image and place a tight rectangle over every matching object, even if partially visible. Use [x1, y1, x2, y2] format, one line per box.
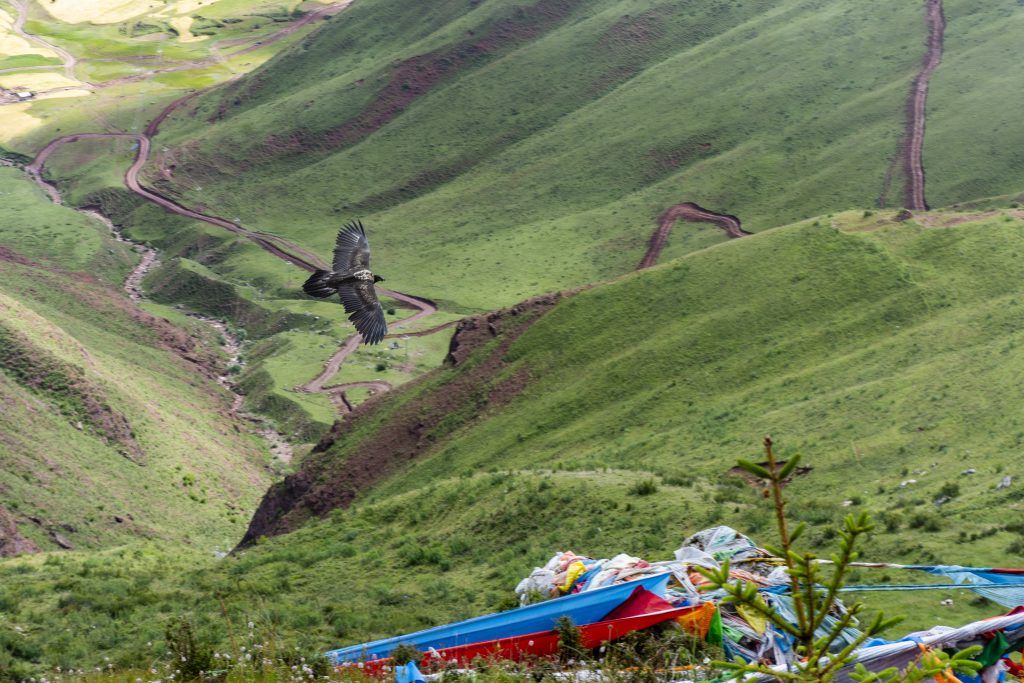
[601, 11, 665, 48]
[0, 506, 39, 557]
[253, 0, 584, 157]
[0, 320, 144, 463]
[237, 294, 562, 547]
[648, 138, 716, 176]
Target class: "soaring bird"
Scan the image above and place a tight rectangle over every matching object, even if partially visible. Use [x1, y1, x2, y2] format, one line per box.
[302, 220, 387, 344]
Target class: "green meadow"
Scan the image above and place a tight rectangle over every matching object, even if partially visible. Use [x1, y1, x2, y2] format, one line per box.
[149, 0, 934, 310]
[3, 0, 1024, 678]
[0, 464, 1008, 676]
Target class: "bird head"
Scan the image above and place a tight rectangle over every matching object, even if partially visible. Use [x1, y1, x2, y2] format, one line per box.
[374, 274, 385, 283]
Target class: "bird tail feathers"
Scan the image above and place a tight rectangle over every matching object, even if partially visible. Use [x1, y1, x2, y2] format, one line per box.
[303, 270, 336, 298]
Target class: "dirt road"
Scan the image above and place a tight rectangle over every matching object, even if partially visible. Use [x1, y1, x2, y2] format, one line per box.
[903, 0, 945, 211]
[8, 0, 80, 81]
[27, 73, 454, 418]
[638, 201, 749, 269]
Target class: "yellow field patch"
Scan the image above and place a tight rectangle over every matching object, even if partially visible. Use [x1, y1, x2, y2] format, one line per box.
[0, 9, 57, 57]
[168, 15, 207, 42]
[0, 103, 43, 143]
[36, 0, 163, 25]
[0, 70, 81, 90]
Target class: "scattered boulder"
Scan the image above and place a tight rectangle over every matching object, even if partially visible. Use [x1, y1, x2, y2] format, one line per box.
[51, 532, 74, 550]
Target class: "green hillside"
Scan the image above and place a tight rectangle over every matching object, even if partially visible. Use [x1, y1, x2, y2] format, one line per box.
[245, 210, 1024, 554]
[144, 0, 1023, 311]
[6, 0, 1024, 677]
[3, 211, 1023, 676]
[0, 167, 273, 552]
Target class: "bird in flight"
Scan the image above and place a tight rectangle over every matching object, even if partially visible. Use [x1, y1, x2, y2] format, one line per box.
[302, 220, 387, 344]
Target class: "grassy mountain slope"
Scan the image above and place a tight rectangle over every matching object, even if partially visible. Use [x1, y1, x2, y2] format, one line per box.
[3, 212, 1023, 675]
[248, 210, 1024, 562]
[923, 0, 1024, 207]
[0, 167, 273, 552]
[151, 0, 934, 310]
[0, 466, 1003, 676]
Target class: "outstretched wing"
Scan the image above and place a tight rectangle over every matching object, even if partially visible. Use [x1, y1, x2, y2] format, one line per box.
[338, 280, 387, 344]
[332, 220, 371, 272]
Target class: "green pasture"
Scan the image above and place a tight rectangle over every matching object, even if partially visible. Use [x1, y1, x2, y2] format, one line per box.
[0, 166, 134, 282]
[0, 54, 61, 70]
[293, 213, 1024, 583]
[326, 327, 452, 396]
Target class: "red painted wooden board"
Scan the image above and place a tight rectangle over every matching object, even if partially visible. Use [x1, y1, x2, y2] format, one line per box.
[356, 604, 699, 676]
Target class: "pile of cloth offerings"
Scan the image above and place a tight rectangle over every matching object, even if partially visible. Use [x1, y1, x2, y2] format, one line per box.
[514, 526, 861, 664]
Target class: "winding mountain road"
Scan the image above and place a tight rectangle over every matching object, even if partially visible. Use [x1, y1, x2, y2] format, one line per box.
[26, 111, 452, 414]
[14, 0, 438, 418]
[8, 0, 79, 81]
[19, 0, 751, 424]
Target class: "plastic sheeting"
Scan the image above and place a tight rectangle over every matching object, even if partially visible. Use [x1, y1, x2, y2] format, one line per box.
[326, 573, 672, 663]
[924, 566, 1024, 609]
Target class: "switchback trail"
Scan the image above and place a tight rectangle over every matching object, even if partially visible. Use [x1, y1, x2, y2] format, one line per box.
[638, 202, 749, 269]
[902, 0, 945, 210]
[26, 59, 456, 421]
